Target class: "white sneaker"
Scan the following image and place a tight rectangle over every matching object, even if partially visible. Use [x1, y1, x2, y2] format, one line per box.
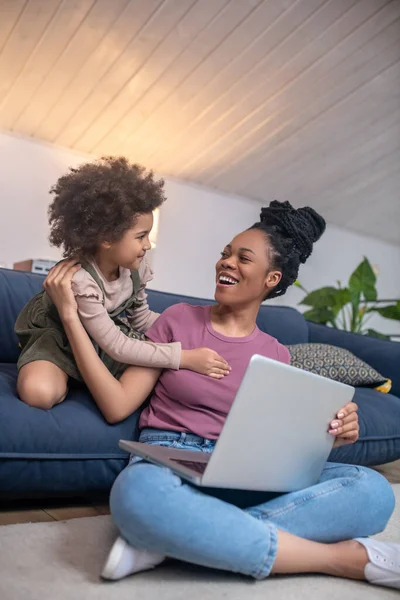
[355, 538, 400, 590]
[101, 536, 165, 581]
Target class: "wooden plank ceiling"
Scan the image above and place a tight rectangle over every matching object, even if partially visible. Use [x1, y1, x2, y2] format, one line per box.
[0, 0, 399, 244]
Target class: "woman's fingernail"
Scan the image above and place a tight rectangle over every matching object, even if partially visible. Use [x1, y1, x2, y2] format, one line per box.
[331, 421, 339, 428]
[338, 412, 344, 418]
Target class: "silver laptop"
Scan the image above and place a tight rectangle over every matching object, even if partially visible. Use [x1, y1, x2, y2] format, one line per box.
[120, 354, 355, 492]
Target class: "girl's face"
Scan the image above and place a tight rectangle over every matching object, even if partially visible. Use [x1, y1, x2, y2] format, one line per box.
[214, 229, 282, 306]
[104, 212, 153, 270]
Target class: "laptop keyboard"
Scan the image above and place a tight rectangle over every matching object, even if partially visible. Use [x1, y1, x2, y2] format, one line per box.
[170, 459, 208, 475]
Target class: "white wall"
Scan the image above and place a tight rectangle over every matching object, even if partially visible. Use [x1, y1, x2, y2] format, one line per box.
[1, 132, 399, 336]
[150, 176, 263, 296]
[0, 132, 90, 267]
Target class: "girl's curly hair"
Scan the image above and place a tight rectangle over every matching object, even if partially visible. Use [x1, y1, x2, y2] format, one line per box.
[48, 156, 166, 258]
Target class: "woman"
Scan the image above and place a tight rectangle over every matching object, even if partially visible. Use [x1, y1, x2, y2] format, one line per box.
[44, 201, 399, 590]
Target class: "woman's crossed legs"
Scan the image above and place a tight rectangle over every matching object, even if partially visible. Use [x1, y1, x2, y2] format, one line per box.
[109, 460, 395, 580]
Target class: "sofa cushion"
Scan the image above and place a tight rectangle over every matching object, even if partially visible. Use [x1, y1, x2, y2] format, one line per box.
[308, 322, 400, 398]
[0, 363, 135, 498]
[2, 365, 400, 499]
[287, 343, 389, 389]
[0, 269, 45, 362]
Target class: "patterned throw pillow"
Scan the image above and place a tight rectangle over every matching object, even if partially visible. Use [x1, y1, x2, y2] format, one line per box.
[286, 343, 391, 392]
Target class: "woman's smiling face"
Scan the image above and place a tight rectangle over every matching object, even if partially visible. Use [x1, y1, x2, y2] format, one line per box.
[214, 228, 282, 307]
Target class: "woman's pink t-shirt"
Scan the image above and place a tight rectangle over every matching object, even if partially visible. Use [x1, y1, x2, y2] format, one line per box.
[139, 304, 290, 439]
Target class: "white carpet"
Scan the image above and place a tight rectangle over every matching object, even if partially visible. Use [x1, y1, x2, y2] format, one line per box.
[1, 485, 399, 600]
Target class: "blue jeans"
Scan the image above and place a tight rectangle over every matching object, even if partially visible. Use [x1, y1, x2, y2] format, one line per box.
[110, 429, 395, 580]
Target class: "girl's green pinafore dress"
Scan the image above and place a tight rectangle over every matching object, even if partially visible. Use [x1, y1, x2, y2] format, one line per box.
[15, 262, 145, 381]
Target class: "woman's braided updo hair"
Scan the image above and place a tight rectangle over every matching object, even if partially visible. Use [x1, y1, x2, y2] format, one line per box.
[250, 200, 326, 299]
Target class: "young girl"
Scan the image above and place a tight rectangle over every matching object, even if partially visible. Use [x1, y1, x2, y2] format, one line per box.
[15, 157, 230, 410]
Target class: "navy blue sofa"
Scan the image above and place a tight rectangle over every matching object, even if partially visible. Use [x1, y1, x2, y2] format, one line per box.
[1, 268, 400, 500]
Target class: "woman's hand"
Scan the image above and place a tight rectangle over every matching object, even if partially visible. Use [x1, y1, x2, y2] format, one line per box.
[44, 259, 81, 322]
[329, 402, 359, 448]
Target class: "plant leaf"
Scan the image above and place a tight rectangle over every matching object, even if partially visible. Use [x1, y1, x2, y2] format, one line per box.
[299, 286, 340, 308]
[348, 257, 377, 302]
[373, 301, 400, 321]
[364, 328, 391, 340]
[303, 307, 336, 324]
[332, 288, 351, 317]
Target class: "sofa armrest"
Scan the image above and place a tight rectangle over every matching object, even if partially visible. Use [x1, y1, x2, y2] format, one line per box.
[307, 322, 400, 398]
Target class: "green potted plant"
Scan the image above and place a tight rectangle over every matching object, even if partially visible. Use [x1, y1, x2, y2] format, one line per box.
[296, 258, 400, 340]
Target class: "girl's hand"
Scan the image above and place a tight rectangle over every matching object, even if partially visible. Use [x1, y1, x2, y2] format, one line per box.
[180, 348, 231, 379]
[44, 259, 81, 322]
[329, 402, 359, 448]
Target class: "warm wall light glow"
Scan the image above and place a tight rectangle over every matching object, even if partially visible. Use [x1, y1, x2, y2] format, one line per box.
[149, 208, 160, 248]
